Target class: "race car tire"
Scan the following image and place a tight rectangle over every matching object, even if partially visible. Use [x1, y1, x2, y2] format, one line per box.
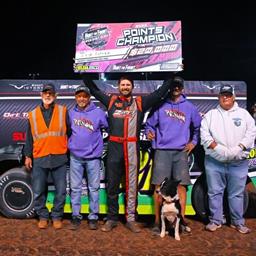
[244, 179, 256, 218]
[0, 166, 35, 218]
[244, 191, 256, 217]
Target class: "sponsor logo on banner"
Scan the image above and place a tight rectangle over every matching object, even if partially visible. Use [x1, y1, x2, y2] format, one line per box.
[3, 112, 28, 119]
[12, 132, 26, 141]
[10, 83, 45, 92]
[59, 84, 83, 90]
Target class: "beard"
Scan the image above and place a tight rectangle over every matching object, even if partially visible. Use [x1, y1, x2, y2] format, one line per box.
[120, 90, 132, 97]
[42, 98, 54, 105]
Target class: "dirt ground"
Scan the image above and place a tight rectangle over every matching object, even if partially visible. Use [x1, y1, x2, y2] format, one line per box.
[0, 214, 255, 256]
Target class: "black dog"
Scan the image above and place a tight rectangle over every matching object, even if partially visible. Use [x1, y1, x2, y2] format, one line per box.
[157, 177, 189, 240]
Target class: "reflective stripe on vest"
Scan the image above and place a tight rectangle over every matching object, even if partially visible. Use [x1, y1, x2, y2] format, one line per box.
[31, 105, 66, 140]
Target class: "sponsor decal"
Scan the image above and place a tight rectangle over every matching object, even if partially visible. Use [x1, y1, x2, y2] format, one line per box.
[12, 132, 26, 141]
[82, 27, 109, 49]
[74, 64, 99, 72]
[114, 102, 123, 108]
[59, 84, 82, 90]
[10, 83, 44, 91]
[9, 84, 30, 90]
[3, 112, 28, 119]
[113, 109, 132, 118]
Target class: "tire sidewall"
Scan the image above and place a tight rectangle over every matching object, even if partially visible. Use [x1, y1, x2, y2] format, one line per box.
[0, 167, 35, 218]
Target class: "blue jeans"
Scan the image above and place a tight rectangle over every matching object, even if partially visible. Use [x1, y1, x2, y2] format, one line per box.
[205, 156, 248, 226]
[70, 155, 101, 220]
[32, 164, 67, 220]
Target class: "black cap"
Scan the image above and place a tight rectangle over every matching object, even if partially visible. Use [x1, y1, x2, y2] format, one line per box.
[75, 85, 91, 95]
[219, 85, 234, 95]
[172, 76, 184, 88]
[42, 83, 56, 93]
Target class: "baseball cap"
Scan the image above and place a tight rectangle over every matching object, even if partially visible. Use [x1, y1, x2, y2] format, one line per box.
[42, 83, 56, 93]
[219, 85, 234, 95]
[172, 76, 184, 88]
[75, 85, 91, 95]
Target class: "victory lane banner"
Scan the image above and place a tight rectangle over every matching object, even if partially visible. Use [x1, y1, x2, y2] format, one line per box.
[74, 21, 182, 73]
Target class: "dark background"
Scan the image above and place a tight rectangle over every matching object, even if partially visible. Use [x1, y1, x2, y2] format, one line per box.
[1, 5, 255, 107]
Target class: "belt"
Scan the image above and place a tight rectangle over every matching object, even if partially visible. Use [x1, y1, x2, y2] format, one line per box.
[109, 135, 138, 143]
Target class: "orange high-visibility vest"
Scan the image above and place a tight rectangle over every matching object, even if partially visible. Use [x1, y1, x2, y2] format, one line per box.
[28, 104, 67, 158]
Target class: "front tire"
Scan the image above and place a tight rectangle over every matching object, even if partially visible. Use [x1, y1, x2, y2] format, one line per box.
[0, 167, 35, 218]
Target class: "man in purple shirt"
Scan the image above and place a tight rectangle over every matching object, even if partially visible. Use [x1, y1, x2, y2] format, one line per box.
[68, 85, 108, 230]
[145, 77, 202, 234]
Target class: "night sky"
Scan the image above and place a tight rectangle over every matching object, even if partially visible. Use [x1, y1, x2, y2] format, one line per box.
[1, 5, 255, 106]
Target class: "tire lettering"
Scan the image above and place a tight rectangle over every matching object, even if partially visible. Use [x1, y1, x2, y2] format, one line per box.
[0, 175, 9, 186]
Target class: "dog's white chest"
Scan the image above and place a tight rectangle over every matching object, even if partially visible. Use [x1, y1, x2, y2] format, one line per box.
[162, 203, 178, 214]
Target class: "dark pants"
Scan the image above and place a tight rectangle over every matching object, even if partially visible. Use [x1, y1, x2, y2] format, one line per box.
[32, 164, 67, 220]
[106, 141, 139, 222]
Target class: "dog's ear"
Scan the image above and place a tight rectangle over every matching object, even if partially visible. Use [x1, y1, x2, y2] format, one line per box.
[163, 177, 169, 183]
[160, 177, 168, 187]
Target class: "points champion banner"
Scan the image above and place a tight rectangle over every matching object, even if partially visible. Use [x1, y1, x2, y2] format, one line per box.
[74, 21, 182, 73]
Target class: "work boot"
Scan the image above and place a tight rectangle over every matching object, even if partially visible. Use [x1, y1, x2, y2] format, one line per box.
[125, 221, 141, 233]
[38, 219, 48, 229]
[70, 216, 82, 230]
[88, 219, 98, 230]
[53, 219, 63, 229]
[101, 220, 118, 232]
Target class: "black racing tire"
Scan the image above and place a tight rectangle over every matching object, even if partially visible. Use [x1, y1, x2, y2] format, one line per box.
[244, 179, 256, 218]
[191, 173, 249, 222]
[245, 192, 256, 218]
[191, 173, 209, 221]
[0, 166, 35, 218]
[244, 191, 256, 218]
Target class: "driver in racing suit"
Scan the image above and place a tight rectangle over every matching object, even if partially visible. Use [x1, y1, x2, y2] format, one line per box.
[83, 75, 173, 233]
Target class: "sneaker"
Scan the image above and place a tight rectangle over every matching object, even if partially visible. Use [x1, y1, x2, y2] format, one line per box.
[53, 219, 62, 229]
[38, 219, 48, 229]
[151, 224, 160, 235]
[88, 219, 98, 230]
[101, 220, 118, 232]
[230, 224, 251, 234]
[70, 216, 81, 230]
[205, 222, 222, 232]
[125, 221, 141, 233]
